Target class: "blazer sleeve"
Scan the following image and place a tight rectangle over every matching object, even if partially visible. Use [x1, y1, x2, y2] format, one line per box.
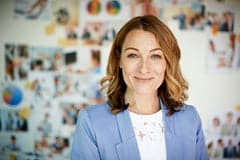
[71, 109, 101, 160]
[194, 108, 209, 160]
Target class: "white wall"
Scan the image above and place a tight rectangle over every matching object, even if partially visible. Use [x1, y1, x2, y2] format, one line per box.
[176, 30, 240, 126]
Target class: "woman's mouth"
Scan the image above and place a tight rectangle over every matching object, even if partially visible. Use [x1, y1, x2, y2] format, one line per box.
[134, 76, 153, 81]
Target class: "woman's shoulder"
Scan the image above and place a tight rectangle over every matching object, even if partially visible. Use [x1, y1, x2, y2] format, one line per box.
[176, 104, 201, 121]
[77, 102, 118, 133]
[85, 102, 111, 113]
[172, 104, 203, 134]
[181, 103, 198, 113]
[78, 102, 113, 120]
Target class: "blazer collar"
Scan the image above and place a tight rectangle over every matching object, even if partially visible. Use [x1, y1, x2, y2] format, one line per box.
[115, 109, 140, 160]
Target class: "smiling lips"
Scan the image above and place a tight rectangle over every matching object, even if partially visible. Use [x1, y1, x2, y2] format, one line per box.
[134, 76, 154, 81]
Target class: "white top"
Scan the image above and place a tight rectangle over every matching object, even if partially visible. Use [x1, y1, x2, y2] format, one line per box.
[129, 110, 167, 160]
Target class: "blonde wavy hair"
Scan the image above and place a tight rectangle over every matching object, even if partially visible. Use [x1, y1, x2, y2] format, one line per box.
[101, 15, 188, 115]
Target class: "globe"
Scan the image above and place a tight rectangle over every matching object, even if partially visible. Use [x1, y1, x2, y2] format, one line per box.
[2, 85, 23, 106]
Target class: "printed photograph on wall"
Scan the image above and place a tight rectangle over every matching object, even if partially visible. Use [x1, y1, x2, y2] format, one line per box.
[101, 20, 124, 43]
[81, 0, 129, 22]
[106, 0, 122, 16]
[65, 26, 79, 41]
[30, 46, 63, 72]
[52, 74, 75, 98]
[206, 33, 239, 72]
[160, 0, 206, 30]
[32, 135, 70, 159]
[130, 0, 159, 18]
[1, 108, 31, 132]
[14, 0, 51, 21]
[5, 44, 30, 81]
[64, 46, 102, 74]
[80, 21, 105, 45]
[204, 108, 240, 159]
[0, 134, 22, 158]
[159, 0, 236, 32]
[86, 0, 102, 16]
[235, 35, 240, 69]
[5, 44, 63, 77]
[51, 0, 79, 27]
[57, 26, 80, 47]
[206, 10, 234, 35]
[59, 102, 82, 138]
[204, 0, 236, 35]
[23, 72, 55, 109]
[86, 0, 123, 16]
[79, 20, 123, 45]
[36, 112, 53, 137]
[1, 83, 25, 108]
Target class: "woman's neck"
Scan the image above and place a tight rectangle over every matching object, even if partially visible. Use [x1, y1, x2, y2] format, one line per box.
[125, 91, 160, 115]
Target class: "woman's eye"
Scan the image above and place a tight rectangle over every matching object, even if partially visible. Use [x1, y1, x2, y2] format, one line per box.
[151, 54, 162, 59]
[127, 54, 138, 58]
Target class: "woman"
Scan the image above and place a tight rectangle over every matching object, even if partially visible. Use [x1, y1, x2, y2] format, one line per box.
[71, 15, 209, 160]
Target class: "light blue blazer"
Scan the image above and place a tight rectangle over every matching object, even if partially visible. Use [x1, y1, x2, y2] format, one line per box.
[71, 101, 209, 160]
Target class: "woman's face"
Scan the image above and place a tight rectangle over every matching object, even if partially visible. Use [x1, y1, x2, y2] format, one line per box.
[120, 29, 166, 95]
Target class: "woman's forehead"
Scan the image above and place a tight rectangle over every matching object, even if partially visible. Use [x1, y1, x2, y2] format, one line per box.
[122, 30, 159, 48]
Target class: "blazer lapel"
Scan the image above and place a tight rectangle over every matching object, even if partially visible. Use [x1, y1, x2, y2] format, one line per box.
[115, 109, 140, 160]
[160, 100, 183, 160]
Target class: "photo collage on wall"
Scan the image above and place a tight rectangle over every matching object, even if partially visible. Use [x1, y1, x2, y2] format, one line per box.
[154, 0, 240, 73]
[1, 42, 104, 159]
[204, 0, 240, 72]
[1, 0, 240, 159]
[1, 1, 128, 159]
[206, 33, 240, 72]
[205, 106, 240, 159]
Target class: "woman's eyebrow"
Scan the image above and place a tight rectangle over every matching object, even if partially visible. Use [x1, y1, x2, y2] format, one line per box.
[150, 48, 162, 52]
[123, 47, 162, 53]
[123, 47, 139, 52]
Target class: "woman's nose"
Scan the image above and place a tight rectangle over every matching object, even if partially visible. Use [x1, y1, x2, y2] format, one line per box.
[139, 58, 149, 73]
